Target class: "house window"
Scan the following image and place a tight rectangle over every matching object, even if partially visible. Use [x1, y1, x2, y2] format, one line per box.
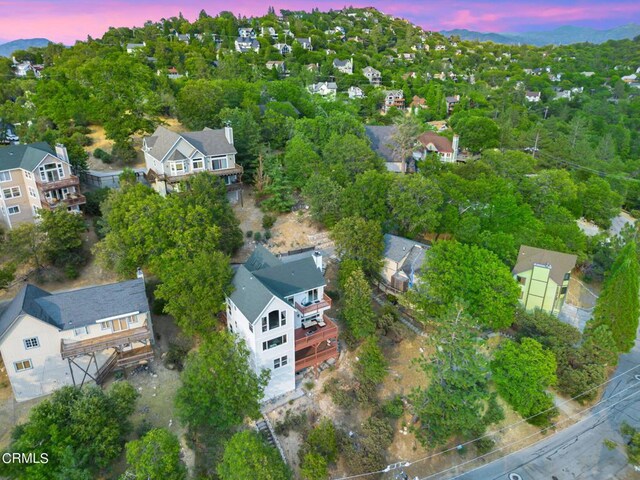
[563, 272, 570, 281]
[273, 355, 288, 369]
[262, 335, 287, 351]
[0, 171, 11, 182]
[14, 359, 33, 372]
[192, 158, 204, 170]
[101, 322, 110, 330]
[39, 163, 65, 182]
[23, 337, 39, 349]
[262, 310, 282, 332]
[28, 187, 37, 198]
[280, 311, 286, 327]
[560, 286, 568, 295]
[211, 157, 228, 170]
[516, 275, 526, 285]
[7, 206, 19, 215]
[3, 186, 21, 199]
[127, 315, 137, 325]
[74, 326, 88, 336]
[24, 171, 32, 180]
[170, 161, 185, 176]
[249, 321, 253, 333]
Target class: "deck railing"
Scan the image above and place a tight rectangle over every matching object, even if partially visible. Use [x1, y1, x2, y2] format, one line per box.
[295, 293, 333, 316]
[295, 344, 338, 372]
[294, 314, 338, 351]
[61, 326, 152, 359]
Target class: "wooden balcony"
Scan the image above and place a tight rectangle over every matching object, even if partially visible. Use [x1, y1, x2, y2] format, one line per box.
[295, 293, 333, 316]
[295, 342, 338, 372]
[164, 164, 244, 183]
[61, 326, 152, 359]
[294, 314, 338, 352]
[40, 193, 86, 210]
[116, 345, 154, 368]
[36, 175, 81, 192]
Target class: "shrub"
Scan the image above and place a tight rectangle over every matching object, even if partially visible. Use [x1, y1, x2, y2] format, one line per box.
[84, 187, 111, 217]
[64, 264, 79, 280]
[262, 214, 276, 229]
[253, 231, 262, 242]
[274, 410, 308, 437]
[264, 230, 272, 241]
[112, 140, 137, 164]
[322, 378, 355, 408]
[246, 230, 253, 238]
[94, 148, 113, 163]
[382, 395, 404, 419]
[165, 336, 193, 371]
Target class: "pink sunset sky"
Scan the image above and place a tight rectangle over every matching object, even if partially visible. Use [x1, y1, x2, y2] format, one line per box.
[1, 0, 639, 44]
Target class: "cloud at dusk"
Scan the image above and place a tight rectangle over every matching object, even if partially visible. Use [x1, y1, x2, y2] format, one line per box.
[1, 0, 639, 44]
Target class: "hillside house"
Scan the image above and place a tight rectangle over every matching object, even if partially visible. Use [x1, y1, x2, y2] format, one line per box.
[235, 37, 260, 53]
[525, 91, 541, 102]
[273, 43, 291, 55]
[381, 234, 430, 293]
[409, 95, 428, 114]
[238, 27, 256, 38]
[0, 143, 85, 229]
[333, 58, 353, 74]
[363, 66, 382, 86]
[126, 42, 145, 54]
[365, 125, 414, 173]
[142, 125, 242, 198]
[266, 60, 286, 73]
[225, 246, 338, 400]
[512, 245, 577, 316]
[416, 132, 459, 163]
[260, 26, 278, 39]
[296, 37, 313, 50]
[0, 278, 154, 401]
[308, 82, 337, 99]
[383, 90, 405, 113]
[348, 86, 365, 99]
[445, 95, 460, 113]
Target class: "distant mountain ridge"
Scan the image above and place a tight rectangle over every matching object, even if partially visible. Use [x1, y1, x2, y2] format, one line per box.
[0, 38, 51, 58]
[441, 24, 640, 46]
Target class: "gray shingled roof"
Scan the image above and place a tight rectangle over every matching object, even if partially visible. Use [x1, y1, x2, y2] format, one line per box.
[0, 279, 149, 340]
[229, 265, 277, 322]
[512, 245, 577, 285]
[0, 142, 55, 172]
[384, 234, 430, 263]
[230, 246, 325, 322]
[144, 126, 236, 163]
[333, 59, 350, 67]
[254, 257, 325, 299]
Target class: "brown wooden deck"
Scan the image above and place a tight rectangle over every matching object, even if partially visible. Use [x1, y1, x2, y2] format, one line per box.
[36, 175, 81, 192]
[294, 314, 338, 352]
[61, 326, 152, 359]
[117, 345, 154, 368]
[295, 341, 338, 372]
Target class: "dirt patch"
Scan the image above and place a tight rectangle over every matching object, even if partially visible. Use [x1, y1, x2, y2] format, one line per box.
[232, 187, 329, 262]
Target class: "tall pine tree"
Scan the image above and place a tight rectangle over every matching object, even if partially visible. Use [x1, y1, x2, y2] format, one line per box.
[592, 241, 640, 353]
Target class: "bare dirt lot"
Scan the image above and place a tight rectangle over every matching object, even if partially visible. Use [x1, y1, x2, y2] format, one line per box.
[232, 187, 328, 262]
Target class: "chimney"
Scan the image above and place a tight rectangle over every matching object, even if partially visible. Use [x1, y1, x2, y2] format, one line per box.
[224, 122, 234, 145]
[452, 135, 460, 162]
[313, 251, 323, 271]
[136, 267, 145, 280]
[55, 144, 69, 163]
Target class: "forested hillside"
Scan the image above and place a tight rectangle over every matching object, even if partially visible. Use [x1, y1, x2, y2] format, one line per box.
[2, 7, 638, 266]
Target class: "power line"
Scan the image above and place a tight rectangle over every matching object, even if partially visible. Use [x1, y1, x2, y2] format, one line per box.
[416, 380, 640, 480]
[331, 362, 640, 480]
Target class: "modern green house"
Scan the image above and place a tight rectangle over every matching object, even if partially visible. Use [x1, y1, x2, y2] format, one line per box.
[512, 245, 578, 316]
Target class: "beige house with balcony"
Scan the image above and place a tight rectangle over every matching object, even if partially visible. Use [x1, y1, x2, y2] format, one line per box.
[0, 142, 85, 229]
[142, 125, 243, 200]
[0, 278, 154, 401]
[225, 246, 338, 401]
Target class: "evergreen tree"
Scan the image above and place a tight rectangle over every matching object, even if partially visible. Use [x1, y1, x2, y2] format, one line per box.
[592, 241, 640, 353]
[341, 267, 376, 340]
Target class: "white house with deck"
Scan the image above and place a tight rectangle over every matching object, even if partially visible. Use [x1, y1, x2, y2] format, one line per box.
[142, 125, 243, 198]
[0, 279, 154, 401]
[225, 246, 338, 401]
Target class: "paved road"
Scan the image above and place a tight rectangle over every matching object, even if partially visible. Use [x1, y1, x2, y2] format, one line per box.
[440, 334, 640, 480]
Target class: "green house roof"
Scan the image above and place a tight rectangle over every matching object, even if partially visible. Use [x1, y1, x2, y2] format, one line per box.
[0, 142, 55, 171]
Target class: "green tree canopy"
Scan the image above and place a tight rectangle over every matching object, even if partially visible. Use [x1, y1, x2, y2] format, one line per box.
[492, 338, 557, 424]
[341, 266, 377, 340]
[217, 430, 292, 480]
[122, 428, 187, 480]
[331, 216, 384, 278]
[175, 331, 269, 430]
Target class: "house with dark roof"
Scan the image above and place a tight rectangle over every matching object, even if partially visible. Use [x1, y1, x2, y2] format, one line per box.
[382, 234, 430, 292]
[235, 37, 260, 53]
[142, 125, 243, 198]
[0, 142, 85, 229]
[365, 125, 409, 173]
[295, 37, 313, 50]
[225, 246, 338, 400]
[0, 278, 153, 401]
[333, 58, 353, 75]
[512, 245, 577, 315]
